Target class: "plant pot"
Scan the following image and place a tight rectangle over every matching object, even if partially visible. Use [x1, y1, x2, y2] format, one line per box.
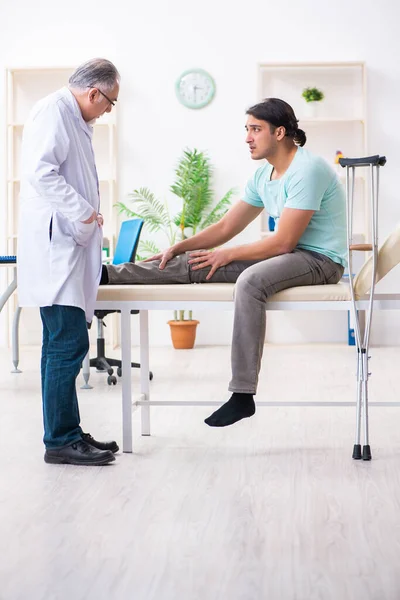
[303, 100, 321, 119]
[168, 320, 200, 349]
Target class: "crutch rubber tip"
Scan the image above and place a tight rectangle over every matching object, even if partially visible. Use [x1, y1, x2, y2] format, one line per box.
[352, 444, 362, 460]
[362, 445, 372, 461]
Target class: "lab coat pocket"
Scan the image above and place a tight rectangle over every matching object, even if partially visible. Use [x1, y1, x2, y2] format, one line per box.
[71, 220, 96, 247]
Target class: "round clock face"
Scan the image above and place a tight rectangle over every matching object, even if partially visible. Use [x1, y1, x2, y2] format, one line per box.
[175, 69, 216, 109]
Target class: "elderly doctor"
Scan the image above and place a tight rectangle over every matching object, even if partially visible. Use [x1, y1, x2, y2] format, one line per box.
[18, 59, 120, 466]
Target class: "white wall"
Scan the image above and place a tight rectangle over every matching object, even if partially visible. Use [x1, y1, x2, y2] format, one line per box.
[1, 0, 399, 348]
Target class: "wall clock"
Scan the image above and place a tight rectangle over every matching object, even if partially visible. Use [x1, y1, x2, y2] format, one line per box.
[175, 68, 216, 109]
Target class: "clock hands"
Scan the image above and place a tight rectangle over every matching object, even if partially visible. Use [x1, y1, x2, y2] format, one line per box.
[192, 84, 203, 103]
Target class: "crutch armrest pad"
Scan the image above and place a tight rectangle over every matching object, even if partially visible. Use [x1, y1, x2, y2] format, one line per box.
[339, 155, 386, 167]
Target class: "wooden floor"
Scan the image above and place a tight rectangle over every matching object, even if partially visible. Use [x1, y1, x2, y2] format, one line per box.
[1, 343, 400, 600]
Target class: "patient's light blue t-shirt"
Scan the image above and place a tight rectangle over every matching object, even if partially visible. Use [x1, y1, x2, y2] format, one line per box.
[244, 146, 347, 267]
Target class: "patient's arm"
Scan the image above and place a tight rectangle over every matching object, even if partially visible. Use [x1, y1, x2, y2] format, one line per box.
[226, 207, 315, 260]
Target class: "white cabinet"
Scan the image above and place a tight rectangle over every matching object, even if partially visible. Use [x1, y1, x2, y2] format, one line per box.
[5, 67, 118, 345]
[257, 62, 367, 238]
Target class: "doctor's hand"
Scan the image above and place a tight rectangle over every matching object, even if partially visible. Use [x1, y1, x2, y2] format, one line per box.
[81, 210, 97, 224]
[188, 248, 234, 280]
[143, 246, 176, 269]
[96, 213, 104, 227]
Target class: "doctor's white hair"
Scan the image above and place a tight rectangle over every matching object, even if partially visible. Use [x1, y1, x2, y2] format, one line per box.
[69, 58, 120, 93]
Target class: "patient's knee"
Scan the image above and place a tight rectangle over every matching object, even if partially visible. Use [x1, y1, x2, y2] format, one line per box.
[235, 269, 267, 301]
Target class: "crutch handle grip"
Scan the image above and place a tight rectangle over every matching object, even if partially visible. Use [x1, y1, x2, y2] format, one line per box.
[350, 244, 373, 251]
[339, 155, 386, 167]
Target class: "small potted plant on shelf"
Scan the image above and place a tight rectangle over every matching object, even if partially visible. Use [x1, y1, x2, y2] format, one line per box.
[301, 86, 324, 118]
[116, 148, 236, 349]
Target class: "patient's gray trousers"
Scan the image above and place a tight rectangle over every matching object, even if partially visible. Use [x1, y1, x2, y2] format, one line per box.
[106, 250, 344, 394]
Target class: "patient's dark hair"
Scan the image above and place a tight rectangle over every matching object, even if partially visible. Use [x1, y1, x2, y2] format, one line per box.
[246, 98, 306, 147]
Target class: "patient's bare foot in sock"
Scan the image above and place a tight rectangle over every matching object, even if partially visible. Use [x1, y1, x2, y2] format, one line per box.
[204, 393, 255, 427]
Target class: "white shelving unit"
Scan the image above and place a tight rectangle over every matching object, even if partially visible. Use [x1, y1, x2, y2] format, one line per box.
[5, 67, 118, 346]
[257, 62, 367, 238]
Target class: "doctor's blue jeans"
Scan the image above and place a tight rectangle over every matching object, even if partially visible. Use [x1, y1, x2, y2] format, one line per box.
[40, 305, 88, 448]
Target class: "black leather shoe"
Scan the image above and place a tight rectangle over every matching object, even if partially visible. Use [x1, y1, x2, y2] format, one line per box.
[44, 440, 115, 465]
[81, 432, 119, 454]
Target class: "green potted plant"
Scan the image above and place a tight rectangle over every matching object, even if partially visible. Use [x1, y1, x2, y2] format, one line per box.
[301, 86, 324, 118]
[115, 148, 236, 349]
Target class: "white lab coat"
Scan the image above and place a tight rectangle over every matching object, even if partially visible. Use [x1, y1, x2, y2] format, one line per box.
[17, 87, 102, 322]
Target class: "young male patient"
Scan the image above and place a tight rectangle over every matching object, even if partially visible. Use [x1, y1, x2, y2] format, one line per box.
[101, 98, 346, 428]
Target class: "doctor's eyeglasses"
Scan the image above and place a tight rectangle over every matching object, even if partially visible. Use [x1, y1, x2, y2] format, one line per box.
[88, 86, 117, 107]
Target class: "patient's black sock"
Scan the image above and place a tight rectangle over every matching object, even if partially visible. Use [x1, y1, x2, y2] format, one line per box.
[204, 393, 255, 427]
[100, 265, 109, 285]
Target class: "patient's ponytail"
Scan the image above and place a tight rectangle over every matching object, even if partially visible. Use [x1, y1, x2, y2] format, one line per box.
[294, 128, 306, 147]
